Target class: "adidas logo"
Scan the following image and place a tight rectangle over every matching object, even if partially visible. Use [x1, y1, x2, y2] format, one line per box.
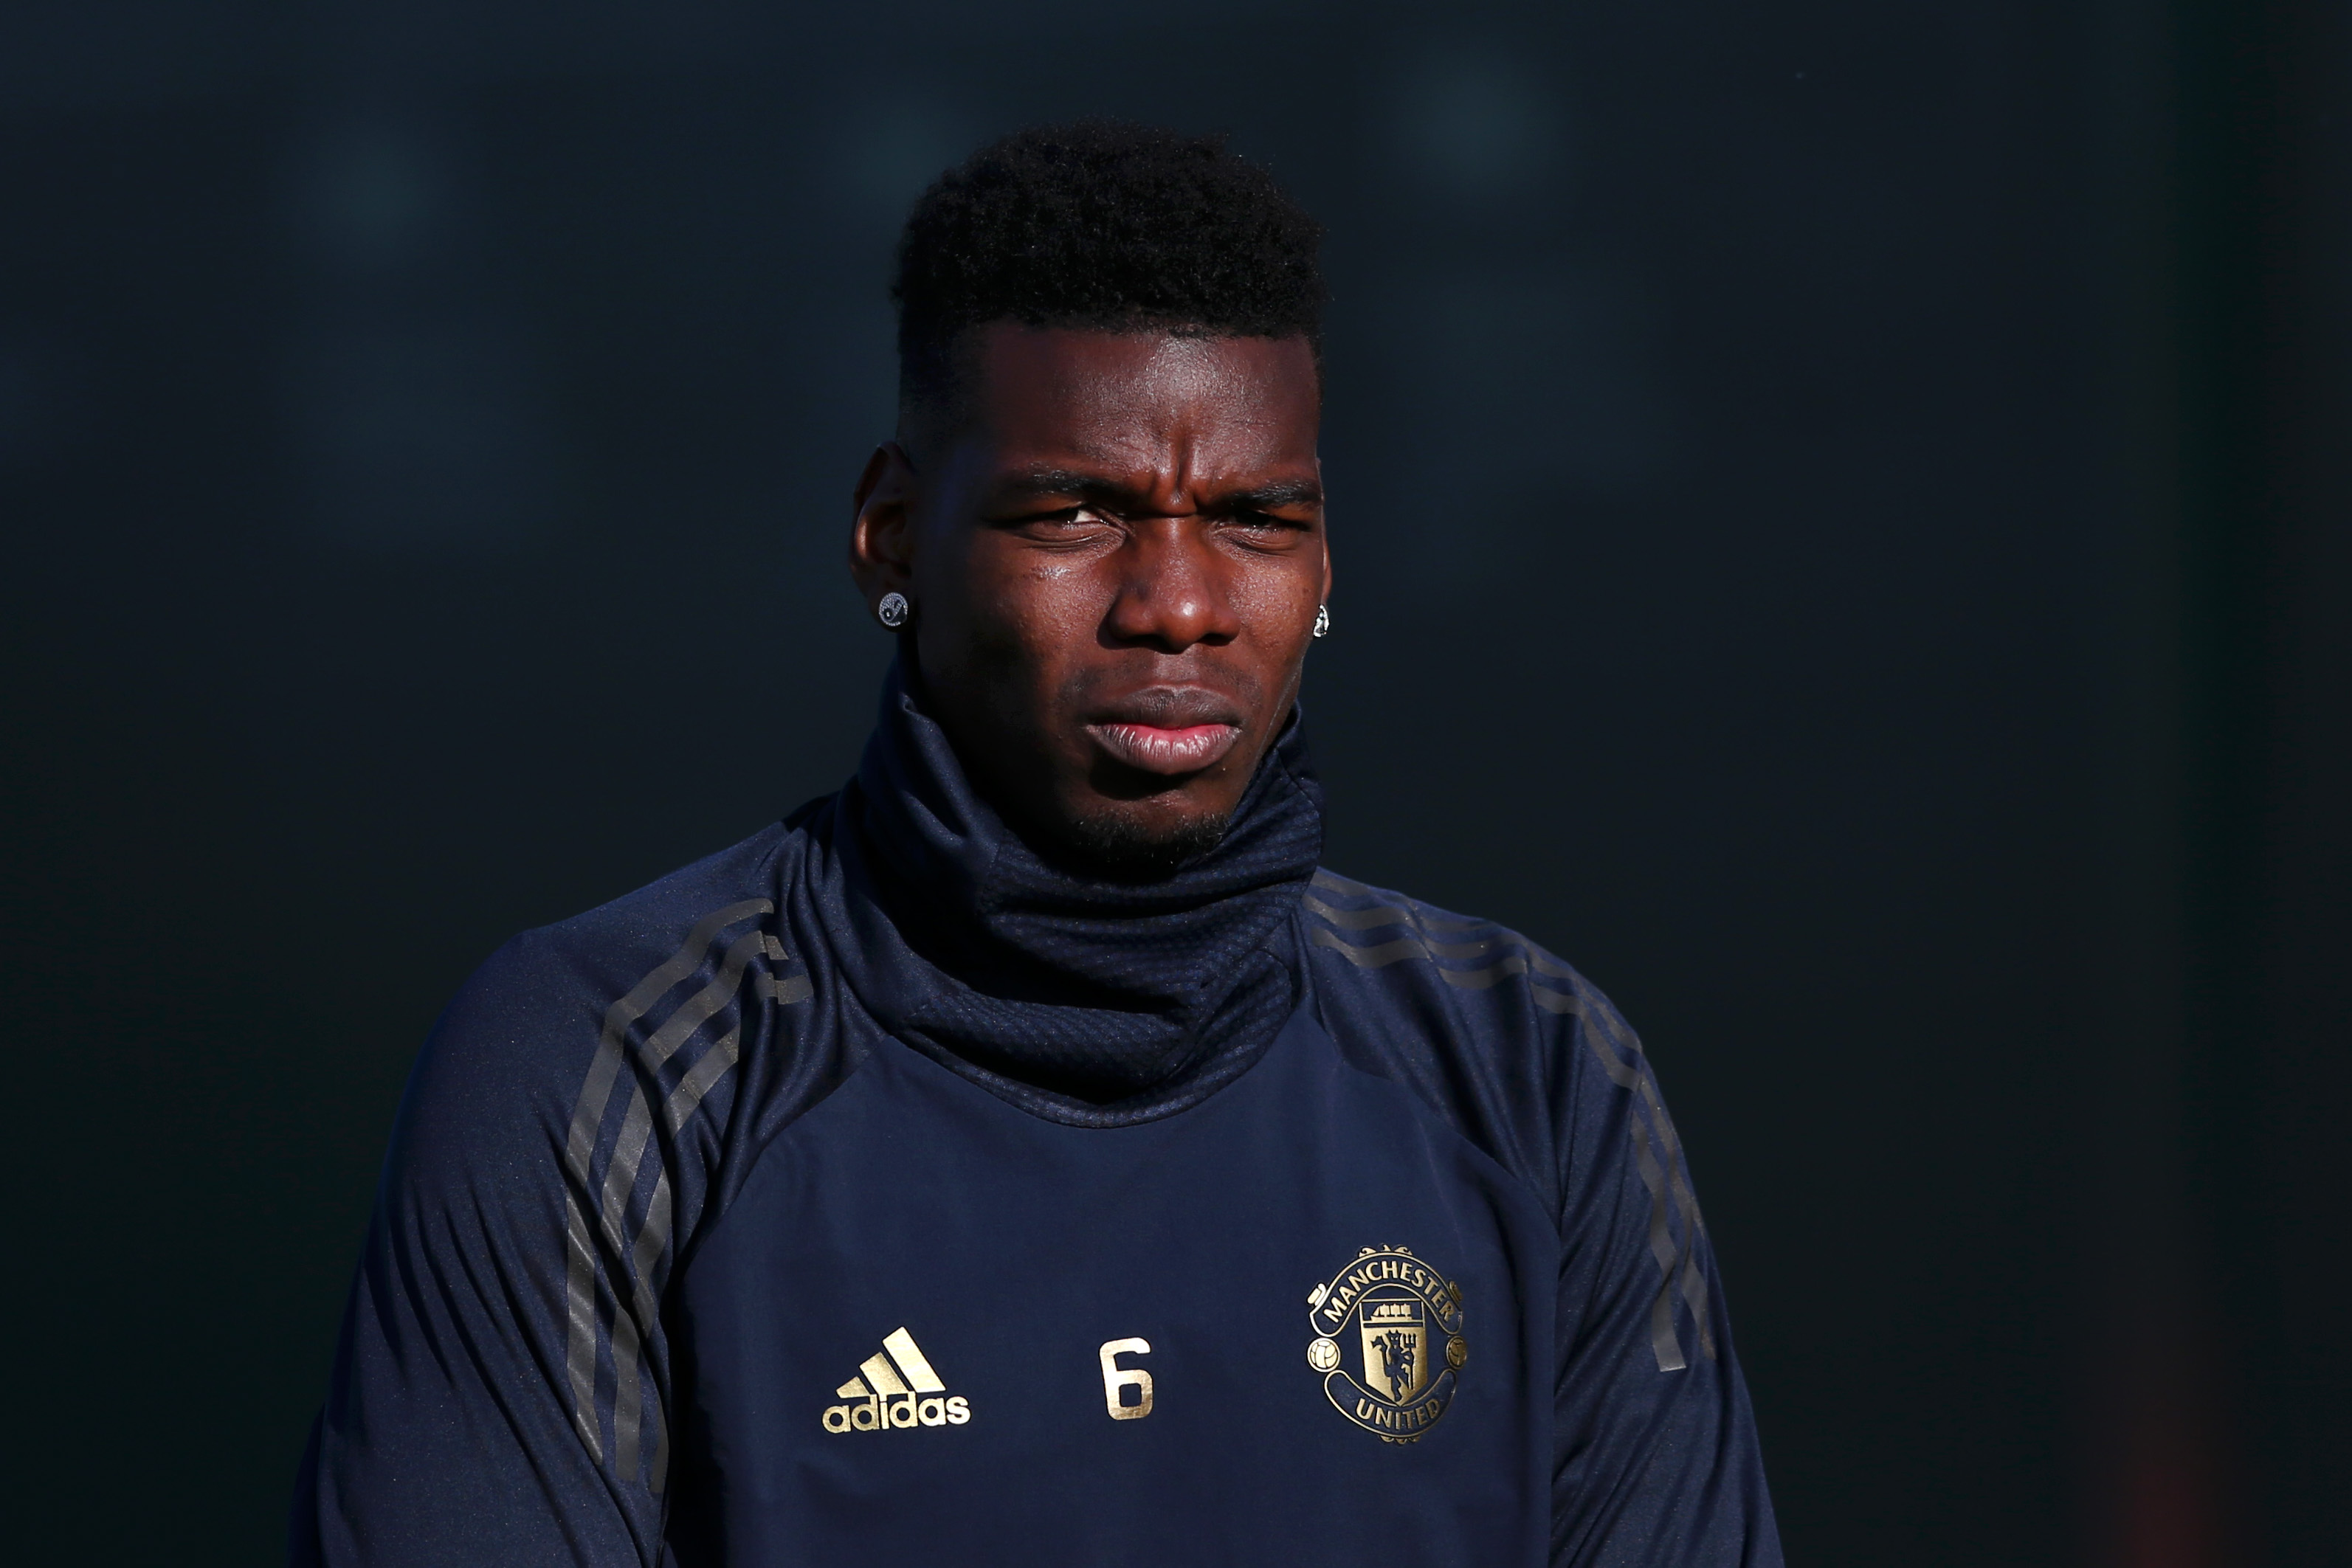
[821, 1327, 972, 1434]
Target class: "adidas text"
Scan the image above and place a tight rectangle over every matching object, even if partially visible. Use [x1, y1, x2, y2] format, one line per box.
[822, 1327, 973, 1434]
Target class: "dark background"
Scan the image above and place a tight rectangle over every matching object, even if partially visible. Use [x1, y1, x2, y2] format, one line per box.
[3, 1, 2345, 1563]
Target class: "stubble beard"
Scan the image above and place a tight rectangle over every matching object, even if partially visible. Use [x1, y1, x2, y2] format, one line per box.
[1052, 802, 1234, 883]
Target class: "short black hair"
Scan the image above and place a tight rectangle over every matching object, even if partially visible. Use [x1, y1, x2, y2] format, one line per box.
[891, 120, 1325, 432]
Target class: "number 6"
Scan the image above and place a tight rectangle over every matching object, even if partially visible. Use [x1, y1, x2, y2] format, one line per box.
[1098, 1337, 1153, 1420]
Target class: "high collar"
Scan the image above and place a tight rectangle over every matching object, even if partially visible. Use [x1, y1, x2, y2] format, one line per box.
[827, 656, 1323, 1125]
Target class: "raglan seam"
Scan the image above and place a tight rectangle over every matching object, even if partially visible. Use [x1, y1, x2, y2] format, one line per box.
[548, 832, 821, 1498]
[1300, 871, 1715, 1372]
[1294, 904, 1564, 1236]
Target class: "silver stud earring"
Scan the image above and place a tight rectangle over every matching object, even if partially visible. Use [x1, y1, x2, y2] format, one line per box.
[1312, 604, 1331, 638]
[876, 591, 910, 629]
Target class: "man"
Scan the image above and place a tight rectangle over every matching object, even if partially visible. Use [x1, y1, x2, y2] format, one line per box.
[294, 121, 1780, 1567]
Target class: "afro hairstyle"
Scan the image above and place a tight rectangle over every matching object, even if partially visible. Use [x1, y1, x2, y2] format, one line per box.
[891, 120, 1326, 429]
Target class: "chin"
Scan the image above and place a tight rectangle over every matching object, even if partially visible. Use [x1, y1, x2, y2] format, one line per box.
[1052, 804, 1233, 883]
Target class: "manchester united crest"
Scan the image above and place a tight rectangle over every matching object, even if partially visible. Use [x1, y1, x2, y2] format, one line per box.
[1303, 1245, 1466, 1443]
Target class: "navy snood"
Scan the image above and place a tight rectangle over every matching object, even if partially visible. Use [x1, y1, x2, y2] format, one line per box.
[827, 657, 1323, 1126]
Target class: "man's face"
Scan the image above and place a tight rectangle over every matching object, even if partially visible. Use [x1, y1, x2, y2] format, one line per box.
[851, 325, 1329, 873]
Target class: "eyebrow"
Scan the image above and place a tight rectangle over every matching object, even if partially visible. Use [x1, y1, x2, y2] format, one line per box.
[984, 467, 1324, 514]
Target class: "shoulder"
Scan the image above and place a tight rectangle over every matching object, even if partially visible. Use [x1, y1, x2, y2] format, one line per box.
[1301, 866, 1624, 1040]
[1301, 868, 1653, 1211]
[500, 821, 804, 1007]
[401, 821, 814, 1142]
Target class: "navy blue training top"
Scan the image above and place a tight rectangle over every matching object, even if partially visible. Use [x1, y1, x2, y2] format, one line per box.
[293, 679, 1780, 1567]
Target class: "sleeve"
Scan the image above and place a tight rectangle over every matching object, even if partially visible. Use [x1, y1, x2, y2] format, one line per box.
[1546, 981, 1782, 1568]
[290, 922, 714, 1568]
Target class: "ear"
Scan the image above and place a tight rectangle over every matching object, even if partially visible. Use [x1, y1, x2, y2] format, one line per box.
[849, 442, 920, 609]
[1315, 460, 1334, 608]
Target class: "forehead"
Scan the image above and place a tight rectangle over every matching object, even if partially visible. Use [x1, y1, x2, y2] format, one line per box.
[959, 325, 1320, 471]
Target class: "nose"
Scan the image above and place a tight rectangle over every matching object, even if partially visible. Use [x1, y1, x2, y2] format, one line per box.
[1102, 519, 1241, 653]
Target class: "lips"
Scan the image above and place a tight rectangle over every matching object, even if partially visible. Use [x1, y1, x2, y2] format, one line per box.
[1087, 720, 1244, 775]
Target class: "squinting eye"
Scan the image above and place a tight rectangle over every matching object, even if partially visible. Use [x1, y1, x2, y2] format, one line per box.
[1015, 507, 1120, 540]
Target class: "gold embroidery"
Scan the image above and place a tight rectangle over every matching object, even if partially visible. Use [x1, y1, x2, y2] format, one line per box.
[1097, 1338, 1154, 1420]
[821, 1327, 971, 1433]
[1303, 1246, 1465, 1443]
